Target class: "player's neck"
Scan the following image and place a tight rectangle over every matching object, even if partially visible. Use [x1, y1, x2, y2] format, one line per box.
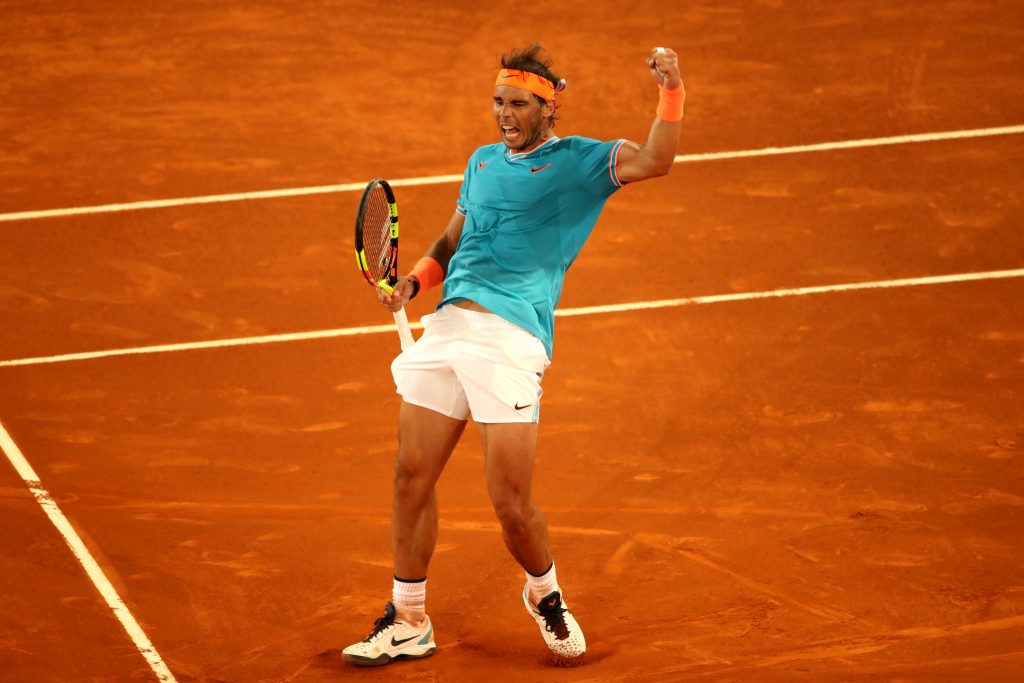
[512, 131, 555, 155]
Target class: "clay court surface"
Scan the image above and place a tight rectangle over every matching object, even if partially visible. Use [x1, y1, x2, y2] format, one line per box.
[2, 1, 1024, 681]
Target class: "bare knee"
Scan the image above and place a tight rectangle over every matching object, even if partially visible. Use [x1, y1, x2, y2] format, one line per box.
[492, 494, 534, 537]
[393, 456, 434, 506]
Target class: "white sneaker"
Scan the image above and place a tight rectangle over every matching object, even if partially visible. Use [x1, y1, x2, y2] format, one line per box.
[522, 584, 586, 658]
[342, 602, 436, 666]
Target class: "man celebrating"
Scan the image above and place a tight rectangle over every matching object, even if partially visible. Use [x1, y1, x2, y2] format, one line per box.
[343, 44, 683, 666]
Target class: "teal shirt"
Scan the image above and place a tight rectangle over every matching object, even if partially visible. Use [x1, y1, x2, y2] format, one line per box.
[439, 135, 627, 358]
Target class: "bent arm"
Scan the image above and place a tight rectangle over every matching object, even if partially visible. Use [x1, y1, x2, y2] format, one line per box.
[615, 48, 685, 184]
[615, 117, 682, 183]
[419, 209, 465, 275]
[378, 209, 465, 311]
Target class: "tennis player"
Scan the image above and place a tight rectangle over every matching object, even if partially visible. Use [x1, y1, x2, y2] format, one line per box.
[342, 44, 683, 666]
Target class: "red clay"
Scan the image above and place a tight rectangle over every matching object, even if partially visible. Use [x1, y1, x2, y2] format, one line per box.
[2, 2, 1023, 681]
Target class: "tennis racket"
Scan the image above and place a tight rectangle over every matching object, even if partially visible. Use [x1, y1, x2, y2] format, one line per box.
[354, 178, 415, 351]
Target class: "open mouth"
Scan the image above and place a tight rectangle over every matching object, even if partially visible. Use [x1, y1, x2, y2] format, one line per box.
[501, 125, 520, 143]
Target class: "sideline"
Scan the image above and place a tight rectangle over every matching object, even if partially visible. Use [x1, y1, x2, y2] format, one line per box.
[0, 420, 178, 682]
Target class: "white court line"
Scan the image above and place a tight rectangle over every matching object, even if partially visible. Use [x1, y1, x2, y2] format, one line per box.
[1, 124, 1022, 223]
[2, 268, 1022, 368]
[0, 420, 177, 682]
[554, 268, 1024, 318]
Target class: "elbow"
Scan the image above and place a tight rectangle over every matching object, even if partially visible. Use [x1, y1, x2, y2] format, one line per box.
[618, 152, 675, 184]
[647, 151, 675, 178]
[650, 160, 674, 178]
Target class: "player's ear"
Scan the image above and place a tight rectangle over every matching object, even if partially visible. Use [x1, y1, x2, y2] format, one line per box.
[542, 98, 557, 123]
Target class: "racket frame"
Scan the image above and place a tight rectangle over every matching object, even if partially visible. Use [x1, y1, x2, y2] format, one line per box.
[354, 179, 415, 351]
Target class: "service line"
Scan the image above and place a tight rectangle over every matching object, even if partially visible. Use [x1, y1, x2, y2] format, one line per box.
[0, 420, 177, 682]
[1, 124, 1022, 223]
[2, 267, 1022, 368]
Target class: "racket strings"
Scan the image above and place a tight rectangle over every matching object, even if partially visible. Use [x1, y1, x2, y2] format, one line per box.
[362, 186, 394, 283]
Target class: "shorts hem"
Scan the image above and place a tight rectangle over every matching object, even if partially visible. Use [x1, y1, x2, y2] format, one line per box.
[398, 394, 469, 421]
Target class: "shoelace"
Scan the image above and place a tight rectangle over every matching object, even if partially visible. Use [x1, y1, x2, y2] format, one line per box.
[537, 596, 570, 639]
[363, 605, 397, 642]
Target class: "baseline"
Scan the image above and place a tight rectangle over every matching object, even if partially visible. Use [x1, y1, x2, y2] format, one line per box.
[0, 124, 1021, 223]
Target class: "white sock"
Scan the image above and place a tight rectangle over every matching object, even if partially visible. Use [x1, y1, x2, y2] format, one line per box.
[392, 577, 426, 622]
[526, 561, 559, 604]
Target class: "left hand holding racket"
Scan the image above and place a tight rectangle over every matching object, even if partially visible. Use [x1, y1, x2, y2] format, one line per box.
[376, 277, 415, 312]
[354, 178, 416, 351]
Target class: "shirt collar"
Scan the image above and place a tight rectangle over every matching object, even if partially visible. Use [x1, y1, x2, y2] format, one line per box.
[505, 136, 560, 161]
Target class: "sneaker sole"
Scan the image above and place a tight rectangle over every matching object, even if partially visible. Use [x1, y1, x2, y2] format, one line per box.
[342, 646, 436, 667]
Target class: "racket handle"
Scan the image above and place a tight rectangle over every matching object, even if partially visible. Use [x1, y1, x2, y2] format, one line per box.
[392, 307, 415, 351]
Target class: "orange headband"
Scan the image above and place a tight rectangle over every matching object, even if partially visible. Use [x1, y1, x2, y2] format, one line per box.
[495, 69, 559, 100]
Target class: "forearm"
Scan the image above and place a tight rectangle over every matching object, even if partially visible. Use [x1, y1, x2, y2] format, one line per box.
[406, 239, 450, 299]
[403, 209, 464, 299]
[638, 114, 682, 176]
[421, 230, 458, 274]
[615, 48, 685, 184]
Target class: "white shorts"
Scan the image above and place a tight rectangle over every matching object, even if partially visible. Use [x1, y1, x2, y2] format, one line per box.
[391, 304, 550, 423]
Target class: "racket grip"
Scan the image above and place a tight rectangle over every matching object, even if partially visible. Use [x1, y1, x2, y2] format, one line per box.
[392, 307, 415, 351]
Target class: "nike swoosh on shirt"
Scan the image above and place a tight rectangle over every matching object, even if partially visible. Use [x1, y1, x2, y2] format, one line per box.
[514, 402, 533, 410]
[478, 161, 489, 170]
[530, 164, 552, 173]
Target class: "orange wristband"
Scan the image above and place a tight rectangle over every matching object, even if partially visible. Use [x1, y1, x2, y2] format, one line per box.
[656, 83, 684, 122]
[409, 257, 443, 298]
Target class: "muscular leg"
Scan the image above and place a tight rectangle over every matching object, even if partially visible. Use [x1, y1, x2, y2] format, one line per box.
[392, 401, 466, 615]
[478, 421, 586, 659]
[477, 421, 552, 576]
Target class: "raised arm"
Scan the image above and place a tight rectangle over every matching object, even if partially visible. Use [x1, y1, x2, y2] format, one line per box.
[614, 48, 685, 184]
[378, 209, 465, 312]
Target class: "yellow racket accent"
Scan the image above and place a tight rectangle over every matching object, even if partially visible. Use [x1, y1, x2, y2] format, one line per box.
[354, 178, 414, 351]
[389, 203, 399, 240]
